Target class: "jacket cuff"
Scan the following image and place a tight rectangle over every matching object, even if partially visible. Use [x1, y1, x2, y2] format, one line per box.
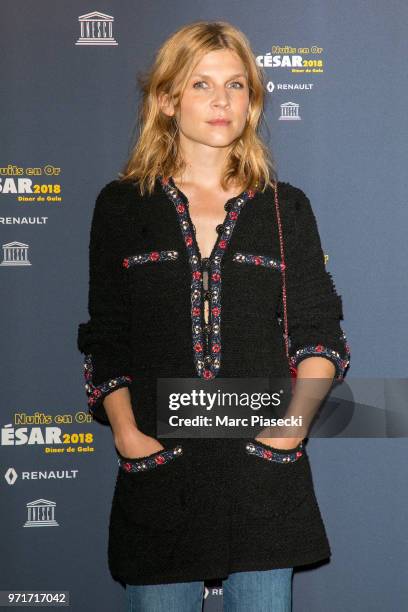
[83, 354, 132, 422]
[289, 332, 351, 380]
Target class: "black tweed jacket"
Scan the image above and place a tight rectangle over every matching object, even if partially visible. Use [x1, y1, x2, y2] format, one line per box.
[77, 176, 350, 585]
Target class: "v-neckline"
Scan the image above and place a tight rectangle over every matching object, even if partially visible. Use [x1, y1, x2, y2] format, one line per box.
[158, 173, 258, 380]
[166, 176, 247, 265]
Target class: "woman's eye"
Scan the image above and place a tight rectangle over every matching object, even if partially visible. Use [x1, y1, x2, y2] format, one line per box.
[192, 81, 245, 89]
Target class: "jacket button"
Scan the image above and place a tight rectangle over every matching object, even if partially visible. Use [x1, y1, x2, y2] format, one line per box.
[216, 224, 224, 234]
[201, 257, 210, 269]
[203, 290, 211, 301]
[204, 324, 212, 335]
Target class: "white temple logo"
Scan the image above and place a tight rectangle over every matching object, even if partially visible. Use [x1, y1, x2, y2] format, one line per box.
[23, 499, 59, 527]
[279, 101, 301, 121]
[0, 241, 31, 266]
[75, 11, 118, 46]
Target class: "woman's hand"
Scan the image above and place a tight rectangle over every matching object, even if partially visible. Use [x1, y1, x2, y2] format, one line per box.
[113, 427, 165, 459]
[254, 434, 304, 451]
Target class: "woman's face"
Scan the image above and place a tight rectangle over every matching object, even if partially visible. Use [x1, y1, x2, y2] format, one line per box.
[163, 49, 250, 151]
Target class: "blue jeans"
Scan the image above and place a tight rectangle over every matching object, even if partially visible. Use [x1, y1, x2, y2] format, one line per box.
[126, 567, 293, 611]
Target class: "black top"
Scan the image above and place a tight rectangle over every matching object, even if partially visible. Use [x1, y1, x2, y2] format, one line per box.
[77, 176, 350, 585]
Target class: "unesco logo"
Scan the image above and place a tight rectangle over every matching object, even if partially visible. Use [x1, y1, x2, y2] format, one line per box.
[75, 11, 118, 46]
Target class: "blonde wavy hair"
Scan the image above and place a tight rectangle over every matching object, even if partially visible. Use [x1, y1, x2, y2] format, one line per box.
[119, 20, 277, 196]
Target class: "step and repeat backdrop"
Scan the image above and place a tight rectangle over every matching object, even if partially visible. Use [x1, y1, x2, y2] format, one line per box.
[1, 2, 407, 610]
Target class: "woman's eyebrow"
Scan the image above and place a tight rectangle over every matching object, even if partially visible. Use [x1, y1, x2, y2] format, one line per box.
[191, 72, 247, 80]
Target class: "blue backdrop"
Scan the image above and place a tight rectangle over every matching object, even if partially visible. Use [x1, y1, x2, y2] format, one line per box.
[1, 1, 407, 610]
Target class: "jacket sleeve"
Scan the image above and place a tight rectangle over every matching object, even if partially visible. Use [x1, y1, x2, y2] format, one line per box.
[277, 187, 351, 381]
[76, 182, 133, 422]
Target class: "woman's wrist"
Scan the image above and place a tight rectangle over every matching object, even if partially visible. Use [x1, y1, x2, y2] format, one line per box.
[113, 425, 141, 444]
[255, 435, 304, 450]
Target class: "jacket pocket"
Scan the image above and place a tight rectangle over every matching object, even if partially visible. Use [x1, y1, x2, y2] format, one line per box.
[245, 439, 304, 464]
[232, 251, 284, 272]
[114, 444, 188, 531]
[122, 250, 179, 268]
[238, 438, 310, 520]
[117, 444, 183, 473]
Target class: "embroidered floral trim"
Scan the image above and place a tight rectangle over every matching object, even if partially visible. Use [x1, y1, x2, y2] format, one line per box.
[246, 441, 304, 463]
[289, 331, 351, 380]
[123, 250, 178, 268]
[159, 175, 257, 380]
[233, 251, 285, 272]
[83, 354, 132, 412]
[118, 445, 183, 473]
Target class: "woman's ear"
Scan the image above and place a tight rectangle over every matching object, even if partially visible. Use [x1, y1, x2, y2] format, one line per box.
[158, 91, 175, 118]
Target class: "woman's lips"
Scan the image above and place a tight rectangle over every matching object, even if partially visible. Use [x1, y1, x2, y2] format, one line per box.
[207, 119, 231, 126]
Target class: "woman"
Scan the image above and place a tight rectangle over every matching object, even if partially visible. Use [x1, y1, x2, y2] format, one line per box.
[77, 21, 350, 612]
